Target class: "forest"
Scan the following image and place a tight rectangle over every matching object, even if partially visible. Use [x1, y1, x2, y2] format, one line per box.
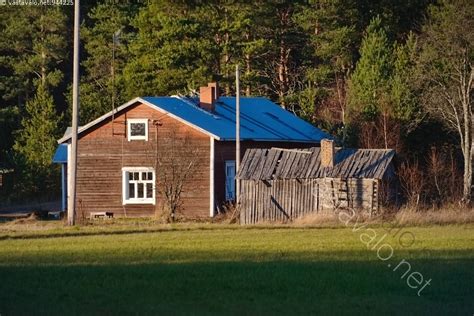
[0, 0, 472, 210]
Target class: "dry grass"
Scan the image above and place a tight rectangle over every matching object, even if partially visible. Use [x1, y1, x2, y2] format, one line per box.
[395, 205, 474, 225]
[292, 212, 342, 227]
[0, 213, 60, 232]
[292, 206, 474, 227]
[292, 211, 386, 227]
[1, 205, 473, 234]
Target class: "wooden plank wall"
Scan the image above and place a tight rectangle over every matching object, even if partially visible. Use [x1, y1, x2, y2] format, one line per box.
[213, 141, 315, 210]
[76, 102, 210, 219]
[239, 178, 377, 224]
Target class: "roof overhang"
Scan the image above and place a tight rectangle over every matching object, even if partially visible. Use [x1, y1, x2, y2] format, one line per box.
[57, 97, 220, 144]
[52, 143, 68, 163]
[218, 138, 321, 143]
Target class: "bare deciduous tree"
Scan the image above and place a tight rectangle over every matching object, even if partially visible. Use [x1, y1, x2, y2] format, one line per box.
[155, 131, 204, 221]
[397, 160, 425, 209]
[427, 146, 462, 205]
[418, 0, 474, 203]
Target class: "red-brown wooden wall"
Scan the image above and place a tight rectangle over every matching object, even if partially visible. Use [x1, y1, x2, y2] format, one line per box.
[75, 102, 210, 219]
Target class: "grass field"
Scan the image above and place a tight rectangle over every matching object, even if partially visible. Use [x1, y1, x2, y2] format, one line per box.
[0, 222, 472, 315]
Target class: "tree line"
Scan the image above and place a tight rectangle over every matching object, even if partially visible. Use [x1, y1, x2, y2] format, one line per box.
[0, 0, 472, 208]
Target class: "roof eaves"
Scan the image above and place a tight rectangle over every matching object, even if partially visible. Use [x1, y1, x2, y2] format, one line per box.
[57, 97, 143, 144]
[219, 137, 322, 143]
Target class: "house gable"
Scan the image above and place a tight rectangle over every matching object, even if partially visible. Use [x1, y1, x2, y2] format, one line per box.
[58, 97, 219, 144]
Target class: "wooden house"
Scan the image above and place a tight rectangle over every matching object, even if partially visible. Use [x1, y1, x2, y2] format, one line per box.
[53, 82, 330, 219]
[236, 139, 396, 224]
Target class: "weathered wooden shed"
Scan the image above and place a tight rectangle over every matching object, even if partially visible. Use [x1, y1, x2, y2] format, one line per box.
[236, 140, 395, 224]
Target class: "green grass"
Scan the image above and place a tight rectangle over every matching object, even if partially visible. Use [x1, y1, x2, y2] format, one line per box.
[0, 223, 473, 315]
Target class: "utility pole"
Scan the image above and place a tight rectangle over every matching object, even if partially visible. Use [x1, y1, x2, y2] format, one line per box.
[235, 65, 240, 205]
[111, 32, 115, 135]
[111, 29, 121, 136]
[68, 0, 80, 226]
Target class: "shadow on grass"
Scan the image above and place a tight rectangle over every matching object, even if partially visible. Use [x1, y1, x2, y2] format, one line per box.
[2, 220, 473, 241]
[0, 224, 353, 241]
[0, 258, 472, 315]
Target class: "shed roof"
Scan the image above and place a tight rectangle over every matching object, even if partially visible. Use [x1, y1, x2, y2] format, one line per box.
[58, 96, 330, 144]
[236, 147, 395, 180]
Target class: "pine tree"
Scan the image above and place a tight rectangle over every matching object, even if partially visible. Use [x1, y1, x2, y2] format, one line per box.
[258, 0, 307, 106]
[79, 2, 138, 124]
[194, 1, 270, 96]
[8, 7, 67, 91]
[124, 1, 215, 97]
[294, 0, 359, 126]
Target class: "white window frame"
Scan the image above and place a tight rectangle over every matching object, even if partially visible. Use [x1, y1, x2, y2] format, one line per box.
[127, 119, 148, 141]
[122, 167, 155, 205]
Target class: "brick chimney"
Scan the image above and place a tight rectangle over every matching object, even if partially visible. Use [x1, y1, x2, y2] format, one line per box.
[207, 82, 219, 99]
[321, 139, 335, 168]
[199, 82, 219, 112]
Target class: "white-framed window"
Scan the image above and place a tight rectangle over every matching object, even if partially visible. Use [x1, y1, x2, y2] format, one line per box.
[127, 119, 148, 141]
[122, 167, 155, 205]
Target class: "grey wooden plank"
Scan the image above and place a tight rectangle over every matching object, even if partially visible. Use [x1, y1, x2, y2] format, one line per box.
[242, 149, 259, 179]
[304, 149, 320, 178]
[274, 151, 290, 179]
[237, 149, 253, 179]
[268, 150, 283, 179]
[366, 151, 384, 178]
[281, 151, 298, 178]
[310, 149, 323, 177]
[294, 152, 311, 178]
[260, 149, 279, 180]
[247, 149, 265, 180]
[258, 151, 271, 179]
[287, 153, 304, 178]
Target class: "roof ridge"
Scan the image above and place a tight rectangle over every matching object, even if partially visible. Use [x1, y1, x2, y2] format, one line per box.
[58, 96, 330, 144]
[171, 95, 221, 119]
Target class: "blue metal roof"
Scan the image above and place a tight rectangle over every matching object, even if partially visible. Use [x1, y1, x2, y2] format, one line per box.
[142, 96, 330, 142]
[54, 96, 332, 163]
[52, 144, 67, 163]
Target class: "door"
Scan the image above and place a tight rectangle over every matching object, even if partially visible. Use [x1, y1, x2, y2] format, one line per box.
[225, 160, 236, 201]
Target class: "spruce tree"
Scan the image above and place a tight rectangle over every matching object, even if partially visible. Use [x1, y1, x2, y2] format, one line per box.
[391, 33, 420, 124]
[14, 84, 62, 195]
[348, 16, 392, 120]
[0, 6, 67, 196]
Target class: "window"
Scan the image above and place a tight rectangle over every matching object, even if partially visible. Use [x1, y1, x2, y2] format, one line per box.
[127, 119, 148, 141]
[122, 167, 155, 204]
[225, 160, 236, 201]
